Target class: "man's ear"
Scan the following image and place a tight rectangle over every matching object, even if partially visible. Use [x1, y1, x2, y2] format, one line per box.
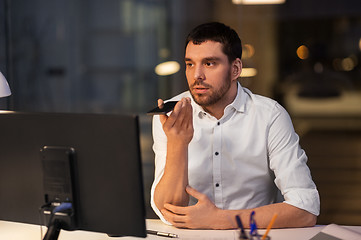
[231, 58, 242, 81]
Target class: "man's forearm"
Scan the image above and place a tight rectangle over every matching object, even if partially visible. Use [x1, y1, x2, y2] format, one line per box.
[161, 187, 317, 230]
[221, 202, 317, 229]
[154, 141, 189, 210]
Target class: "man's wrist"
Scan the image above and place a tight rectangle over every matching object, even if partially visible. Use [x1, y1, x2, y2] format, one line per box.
[211, 208, 237, 230]
[166, 141, 189, 153]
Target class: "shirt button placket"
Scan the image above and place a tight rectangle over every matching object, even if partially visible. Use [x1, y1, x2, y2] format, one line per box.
[213, 121, 223, 208]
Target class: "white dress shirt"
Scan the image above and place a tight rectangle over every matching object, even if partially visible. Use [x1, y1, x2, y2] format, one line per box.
[151, 83, 320, 224]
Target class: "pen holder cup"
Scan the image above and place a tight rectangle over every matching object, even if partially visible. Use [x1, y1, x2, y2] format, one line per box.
[239, 235, 270, 240]
[253, 235, 270, 240]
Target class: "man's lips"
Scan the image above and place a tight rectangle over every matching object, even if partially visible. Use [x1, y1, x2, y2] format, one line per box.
[192, 85, 210, 94]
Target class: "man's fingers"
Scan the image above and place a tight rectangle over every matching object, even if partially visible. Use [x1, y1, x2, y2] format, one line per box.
[161, 208, 186, 224]
[157, 99, 164, 108]
[172, 98, 192, 128]
[171, 99, 187, 127]
[183, 98, 193, 128]
[158, 98, 183, 125]
[171, 222, 188, 229]
[172, 99, 184, 115]
[164, 203, 187, 215]
[163, 100, 183, 127]
[157, 99, 168, 124]
[159, 98, 193, 144]
[159, 114, 167, 125]
[164, 98, 185, 128]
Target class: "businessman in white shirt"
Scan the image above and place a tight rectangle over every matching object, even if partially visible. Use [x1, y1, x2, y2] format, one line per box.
[150, 22, 320, 229]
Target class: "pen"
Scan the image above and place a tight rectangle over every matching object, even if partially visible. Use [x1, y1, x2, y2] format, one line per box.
[249, 211, 260, 240]
[147, 230, 178, 238]
[235, 215, 249, 239]
[261, 213, 278, 240]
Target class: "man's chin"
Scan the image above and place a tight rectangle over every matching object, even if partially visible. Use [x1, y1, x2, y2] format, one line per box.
[191, 94, 212, 106]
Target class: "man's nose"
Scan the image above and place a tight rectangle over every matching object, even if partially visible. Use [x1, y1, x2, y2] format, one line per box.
[194, 65, 205, 81]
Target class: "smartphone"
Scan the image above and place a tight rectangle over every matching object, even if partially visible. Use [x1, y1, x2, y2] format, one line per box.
[147, 101, 178, 115]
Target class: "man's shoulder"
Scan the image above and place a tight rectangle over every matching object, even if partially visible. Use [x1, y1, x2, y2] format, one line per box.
[243, 88, 281, 112]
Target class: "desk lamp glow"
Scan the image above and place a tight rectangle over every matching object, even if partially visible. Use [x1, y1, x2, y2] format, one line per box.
[0, 71, 11, 97]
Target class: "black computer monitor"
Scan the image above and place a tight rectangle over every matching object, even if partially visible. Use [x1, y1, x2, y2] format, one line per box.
[0, 111, 146, 238]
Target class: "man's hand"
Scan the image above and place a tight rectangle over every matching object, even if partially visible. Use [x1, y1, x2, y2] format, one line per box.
[158, 98, 193, 145]
[161, 186, 233, 229]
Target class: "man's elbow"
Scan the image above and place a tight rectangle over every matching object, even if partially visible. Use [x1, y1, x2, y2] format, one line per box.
[303, 213, 317, 227]
[153, 188, 189, 211]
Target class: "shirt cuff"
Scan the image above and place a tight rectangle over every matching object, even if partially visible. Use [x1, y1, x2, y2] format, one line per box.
[283, 188, 320, 216]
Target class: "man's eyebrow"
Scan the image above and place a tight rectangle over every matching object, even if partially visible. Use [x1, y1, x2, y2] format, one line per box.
[203, 57, 221, 61]
[184, 57, 221, 62]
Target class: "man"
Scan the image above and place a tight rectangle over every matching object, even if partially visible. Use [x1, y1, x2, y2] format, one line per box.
[150, 22, 320, 229]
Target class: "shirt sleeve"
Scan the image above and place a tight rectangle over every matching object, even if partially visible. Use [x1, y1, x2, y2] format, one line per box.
[268, 103, 320, 216]
[150, 115, 172, 224]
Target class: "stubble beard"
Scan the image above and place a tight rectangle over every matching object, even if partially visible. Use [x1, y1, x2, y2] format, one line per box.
[189, 71, 232, 107]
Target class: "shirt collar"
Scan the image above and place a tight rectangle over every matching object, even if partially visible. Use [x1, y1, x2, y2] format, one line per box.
[194, 82, 247, 118]
[231, 82, 247, 113]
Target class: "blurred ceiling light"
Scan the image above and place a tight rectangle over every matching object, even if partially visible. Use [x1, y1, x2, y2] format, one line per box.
[333, 55, 357, 72]
[341, 57, 355, 71]
[232, 0, 285, 4]
[296, 45, 309, 60]
[242, 44, 255, 59]
[240, 68, 257, 77]
[155, 61, 180, 76]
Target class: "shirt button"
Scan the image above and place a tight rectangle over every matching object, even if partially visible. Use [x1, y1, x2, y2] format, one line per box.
[215, 152, 219, 156]
[217, 122, 220, 126]
[215, 183, 220, 187]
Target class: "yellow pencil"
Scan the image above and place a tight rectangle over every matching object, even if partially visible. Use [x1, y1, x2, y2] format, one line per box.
[261, 214, 278, 240]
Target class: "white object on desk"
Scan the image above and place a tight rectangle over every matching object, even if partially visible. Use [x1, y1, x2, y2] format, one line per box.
[310, 224, 361, 240]
[1, 219, 361, 240]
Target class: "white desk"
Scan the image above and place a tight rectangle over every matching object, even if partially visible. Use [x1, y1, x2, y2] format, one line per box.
[1, 219, 361, 240]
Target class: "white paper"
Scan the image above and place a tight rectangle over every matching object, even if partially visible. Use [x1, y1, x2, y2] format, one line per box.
[321, 224, 361, 240]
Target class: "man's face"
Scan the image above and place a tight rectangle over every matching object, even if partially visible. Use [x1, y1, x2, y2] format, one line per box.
[185, 41, 233, 107]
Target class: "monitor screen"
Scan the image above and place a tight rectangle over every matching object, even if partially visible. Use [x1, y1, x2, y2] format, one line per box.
[0, 111, 146, 238]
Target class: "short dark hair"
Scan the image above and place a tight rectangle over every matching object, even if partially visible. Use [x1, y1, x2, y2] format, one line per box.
[185, 22, 242, 62]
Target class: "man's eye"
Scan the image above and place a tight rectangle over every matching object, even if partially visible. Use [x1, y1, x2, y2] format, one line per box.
[206, 62, 215, 66]
[186, 63, 193, 67]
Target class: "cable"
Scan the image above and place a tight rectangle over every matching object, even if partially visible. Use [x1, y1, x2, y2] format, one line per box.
[53, 202, 72, 213]
[39, 201, 74, 240]
[39, 202, 72, 240]
[39, 202, 52, 240]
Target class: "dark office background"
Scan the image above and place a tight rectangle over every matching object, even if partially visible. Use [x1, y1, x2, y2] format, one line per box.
[1, 0, 361, 224]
